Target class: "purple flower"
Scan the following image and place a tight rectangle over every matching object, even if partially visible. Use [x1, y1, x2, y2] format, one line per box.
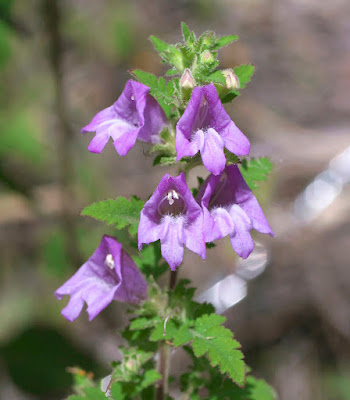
[138, 173, 206, 271]
[82, 80, 167, 156]
[197, 165, 274, 259]
[176, 83, 250, 175]
[55, 235, 147, 322]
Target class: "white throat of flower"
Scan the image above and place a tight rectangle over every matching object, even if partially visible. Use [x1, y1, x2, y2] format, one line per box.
[105, 253, 115, 269]
[166, 189, 179, 205]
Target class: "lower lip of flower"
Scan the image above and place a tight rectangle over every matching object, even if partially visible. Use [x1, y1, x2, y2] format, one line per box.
[158, 189, 187, 217]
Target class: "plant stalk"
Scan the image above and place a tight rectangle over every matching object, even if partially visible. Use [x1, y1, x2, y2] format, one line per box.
[156, 269, 178, 399]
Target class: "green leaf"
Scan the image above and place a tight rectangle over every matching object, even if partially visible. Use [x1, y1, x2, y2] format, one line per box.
[140, 369, 162, 389]
[221, 90, 240, 104]
[246, 376, 276, 400]
[150, 35, 169, 53]
[131, 70, 173, 117]
[207, 70, 226, 84]
[150, 319, 178, 342]
[131, 69, 158, 88]
[224, 152, 240, 165]
[239, 157, 273, 190]
[110, 382, 125, 400]
[68, 386, 107, 400]
[133, 242, 168, 279]
[173, 324, 194, 347]
[234, 64, 255, 89]
[153, 155, 177, 166]
[181, 22, 196, 46]
[211, 34, 239, 50]
[130, 316, 162, 331]
[81, 196, 144, 235]
[150, 36, 185, 72]
[191, 314, 245, 385]
[166, 69, 178, 76]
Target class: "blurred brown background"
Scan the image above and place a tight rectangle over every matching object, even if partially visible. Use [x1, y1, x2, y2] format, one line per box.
[0, 0, 349, 399]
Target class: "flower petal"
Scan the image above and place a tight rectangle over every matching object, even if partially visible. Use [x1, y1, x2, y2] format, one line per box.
[200, 128, 226, 175]
[209, 207, 235, 241]
[160, 216, 185, 271]
[87, 131, 110, 153]
[81, 106, 116, 134]
[229, 205, 254, 259]
[183, 213, 206, 259]
[220, 121, 250, 156]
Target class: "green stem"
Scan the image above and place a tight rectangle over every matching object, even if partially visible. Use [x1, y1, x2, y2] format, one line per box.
[156, 269, 178, 400]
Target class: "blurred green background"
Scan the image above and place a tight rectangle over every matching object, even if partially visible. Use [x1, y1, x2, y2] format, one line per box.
[1, 0, 350, 399]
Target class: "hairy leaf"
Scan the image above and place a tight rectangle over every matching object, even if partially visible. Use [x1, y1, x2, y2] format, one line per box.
[191, 314, 245, 385]
[81, 196, 144, 235]
[239, 157, 273, 190]
[211, 35, 239, 50]
[234, 64, 255, 89]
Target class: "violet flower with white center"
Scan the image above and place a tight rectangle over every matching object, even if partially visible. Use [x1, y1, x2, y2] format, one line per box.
[138, 172, 206, 271]
[176, 83, 250, 175]
[197, 165, 274, 259]
[55, 235, 147, 322]
[82, 80, 167, 156]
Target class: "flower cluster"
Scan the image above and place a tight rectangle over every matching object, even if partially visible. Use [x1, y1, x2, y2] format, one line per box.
[56, 65, 273, 320]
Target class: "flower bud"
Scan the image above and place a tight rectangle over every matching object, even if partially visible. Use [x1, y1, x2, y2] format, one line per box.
[200, 50, 215, 64]
[180, 68, 195, 90]
[180, 69, 196, 101]
[222, 69, 240, 90]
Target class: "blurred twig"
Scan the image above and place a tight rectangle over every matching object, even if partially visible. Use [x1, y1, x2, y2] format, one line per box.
[41, 0, 82, 268]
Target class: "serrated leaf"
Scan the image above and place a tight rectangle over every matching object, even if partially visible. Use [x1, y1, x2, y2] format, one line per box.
[130, 316, 162, 331]
[150, 36, 185, 72]
[173, 324, 194, 347]
[150, 319, 177, 342]
[191, 315, 245, 385]
[132, 69, 158, 88]
[131, 69, 173, 117]
[211, 35, 239, 50]
[207, 70, 226, 84]
[239, 157, 273, 190]
[150, 35, 169, 52]
[194, 314, 227, 331]
[234, 64, 255, 89]
[153, 155, 177, 166]
[81, 196, 144, 235]
[181, 22, 195, 46]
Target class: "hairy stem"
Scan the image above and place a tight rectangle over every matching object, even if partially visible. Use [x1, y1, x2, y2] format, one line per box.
[156, 269, 178, 399]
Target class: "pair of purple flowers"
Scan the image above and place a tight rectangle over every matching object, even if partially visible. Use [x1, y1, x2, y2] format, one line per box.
[138, 165, 273, 271]
[82, 80, 249, 176]
[56, 78, 273, 321]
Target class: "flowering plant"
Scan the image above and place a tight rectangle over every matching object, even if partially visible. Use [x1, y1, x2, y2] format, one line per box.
[57, 23, 276, 400]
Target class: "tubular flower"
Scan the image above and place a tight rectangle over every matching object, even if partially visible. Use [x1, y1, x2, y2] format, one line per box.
[82, 80, 167, 156]
[138, 173, 206, 271]
[55, 235, 147, 321]
[176, 83, 250, 175]
[197, 165, 274, 259]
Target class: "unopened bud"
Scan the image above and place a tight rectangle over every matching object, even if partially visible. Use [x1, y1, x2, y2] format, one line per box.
[180, 69, 195, 90]
[200, 50, 215, 64]
[222, 69, 240, 90]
